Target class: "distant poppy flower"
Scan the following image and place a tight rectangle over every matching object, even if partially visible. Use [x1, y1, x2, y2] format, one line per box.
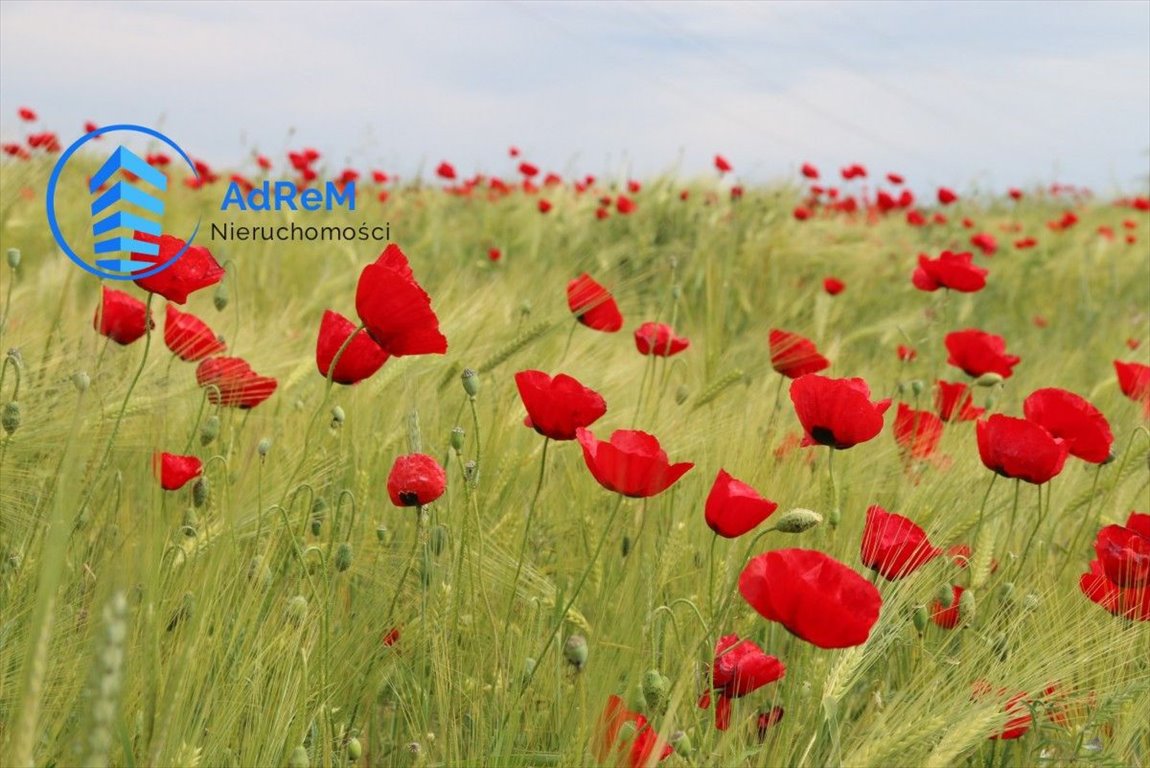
[756, 707, 785, 742]
[970, 232, 998, 256]
[703, 634, 786, 730]
[793, 206, 812, 221]
[1127, 339, 1141, 351]
[970, 684, 1033, 740]
[823, 277, 845, 295]
[382, 627, 401, 646]
[704, 470, 779, 538]
[517, 161, 538, 177]
[627, 180, 641, 194]
[595, 207, 610, 220]
[153, 451, 202, 491]
[893, 403, 944, 459]
[386, 453, 446, 507]
[739, 548, 882, 649]
[315, 309, 389, 385]
[930, 585, 964, 628]
[84, 120, 100, 134]
[897, 345, 917, 362]
[801, 162, 819, 179]
[1094, 511, 1150, 588]
[937, 187, 958, 205]
[18, 107, 36, 121]
[575, 427, 693, 498]
[1014, 236, 1037, 249]
[515, 370, 607, 441]
[912, 251, 987, 293]
[94, 286, 152, 345]
[130, 233, 225, 305]
[567, 274, 623, 332]
[164, 304, 225, 361]
[935, 380, 983, 422]
[714, 154, 733, 174]
[537, 199, 552, 214]
[435, 161, 456, 180]
[195, 356, 277, 409]
[1114, 361, 1150, 415]
[1033, 315, 1048, 328]
[932, 213, 948, 225]
[616, 195, 636, 214]
[976, 414, 1068, 484]
[886, 173, 904, 185]
[634, 322, 689, 357]
[1008, 188, 1023, 201]
[945, 329, 1020, 379]
[769, 329, 830, 378]
[947, 544, 999, 574]
[861, 505, 941, 580]
[906, 210, 926, 227]
[355, 244, 447, 357]
[789, 374, 890, 449]
[1023, 388, 1113, 463]
[593, 695, 673, 768]
[1080, 556, 1150, 622]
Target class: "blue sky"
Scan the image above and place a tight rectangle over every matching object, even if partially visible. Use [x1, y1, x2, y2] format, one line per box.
[2, 0, 1148, 194]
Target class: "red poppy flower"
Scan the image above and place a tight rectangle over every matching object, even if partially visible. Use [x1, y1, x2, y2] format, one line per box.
[970, 232, 998, 256]
[537, 199, 552, 214]
[1094, 512, 1150, 588]
[976, 414, 1068, 485]
[634, 322, 689, 357]
[382, 627, 401, 646]
[595, 207, 610, 220]
[893, 403, 944, 459]
[315, 309, 389, 385]
[945, 329, 1020, 379]
[355, 244, 447, 357]
[195, 356, 277, 409]
[615, 195, 637, 215]
[801, 162, 819, 179]
[930, 585, 964, 628]
[154, 451, 202, 491]
[897, 345, 917, 362]
[739, 548, 882, 649]
[1114, 361, 1150, 415]
[714, 154, 733, 174]
[518, 161, 538, 177]
[1079, 557, 1150, 621]
[793, 206, 812, 221]
[593, 695, 673, 768]
[487, 248, 502, 262]
[769, 330, 830, 378]
[756, 707, 785, 742]
[937, 187, 958, 205]
[704, 470, 779, 538]
[789, 374, 890, 449]
[435, 161, 456, 180]
[912, 251, 987, 293]
[935, 380, 984, 422]
[1022, 388, 1113, 464]
[703, 634, 785, 730]
[164, 304, 225, 361]
[130, 233, 225, 305]
[567, 273, 623, 332]
[575, 428, 693, 498]
[18, 107, 36, 121]
[386, 453, 446, 507]
[861, 505, 941, 580]
[823, 277, 845, 295]
[94, 286, 152, 345]
[886, 172, 904, 185]
[514, 370, 607, 441]
[970, 684, 1033, 740]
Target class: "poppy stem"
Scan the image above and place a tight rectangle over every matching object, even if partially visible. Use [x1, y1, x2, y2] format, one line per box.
[969, 473, 998, 556]
[1016, 481, 1047, 575]
[765, 375, 786, 438]
[1005, 478, 1021, 560]
[558, 319, 578, 365]
[707, 532, 720, 634]
[502, 437, 550, 644]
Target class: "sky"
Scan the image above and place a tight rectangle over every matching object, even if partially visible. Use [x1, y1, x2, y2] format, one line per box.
[2, 0, 1149, 195]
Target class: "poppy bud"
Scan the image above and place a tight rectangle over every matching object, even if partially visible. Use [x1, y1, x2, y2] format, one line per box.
[450, 426, 465, 453]
[773, 508, 823, 533]
[912, 604, 929, 634]
[974, 372, 1004, 387]
[335, 542, 353, 572]
[192, 478, 209, 508]
[671, 730, 693, 756]
[461, 368, 479, 398]
[346, 737, 362, 761]
[675, 385, 689, 405]
[563, 633, 588, 670]
[958, 588, 976, 622]
[286, 595, 307, 625]
[375, 524, 388, 543]
[213, 281, 229, 311]
[310, 518, 323, 536]
[2, 401, 20, 435]
[936, 582, 955, 608]
[642, 669, 670, 714]
[258, 438, 271, 459]
[330, 405, 345, 428]
[998, 581, 1015, 605]
[828, 505, 841, 528]
[200, 414, 220, 446]
[463, 460, 478, 486]
[621, 535, 632, 557]
[288, 746, 309, 768]
[6, 248, 19, 268]
[909, 379, 924, 396]
[72, 371, 90, 392]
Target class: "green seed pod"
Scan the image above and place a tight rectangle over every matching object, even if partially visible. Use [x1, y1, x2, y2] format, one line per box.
[670, 730, 693, 756]
[461, 368, 479, 398]
[450, 426, 465, 453]
[346, 736, 362, 761]
[828, 505, 841, 529]
[257, 438, 271, 458]
[2, 401, 20, 435]
[330, 405, 345, 428]
[288, 745, 310, 768]
[311, 517, 323, 536]
[286, 595, 308, 625]
[72, 371, 90, 392]
[335, 543, 353, 572]
[642, 669, 670, 715]
[909, 379, 924, 396]
[213, 281, 229, 311]
[430, 525, 448, 557]
[773, 508, 823, 533]
[563, 634, 588, 670]
[998, 581, 1015, 605]
[912, 604, 929, 634]
[200, 414, 220, 446]
[621, 535, 632, 558]
[463, 460, 478, 486]
[958, 588, 976, 622]
[974, 372, 1004, 387]
[192, 478, 209, 508]
[375, 524, 388, 543]
[6, 248, 20, 268]
[936, 582, 955, 608]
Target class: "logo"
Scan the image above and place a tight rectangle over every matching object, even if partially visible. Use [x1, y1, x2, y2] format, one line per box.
[46, 124, 200, 280]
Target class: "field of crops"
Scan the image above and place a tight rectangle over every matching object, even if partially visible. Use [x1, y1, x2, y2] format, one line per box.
[1, 121, 1149, 767]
